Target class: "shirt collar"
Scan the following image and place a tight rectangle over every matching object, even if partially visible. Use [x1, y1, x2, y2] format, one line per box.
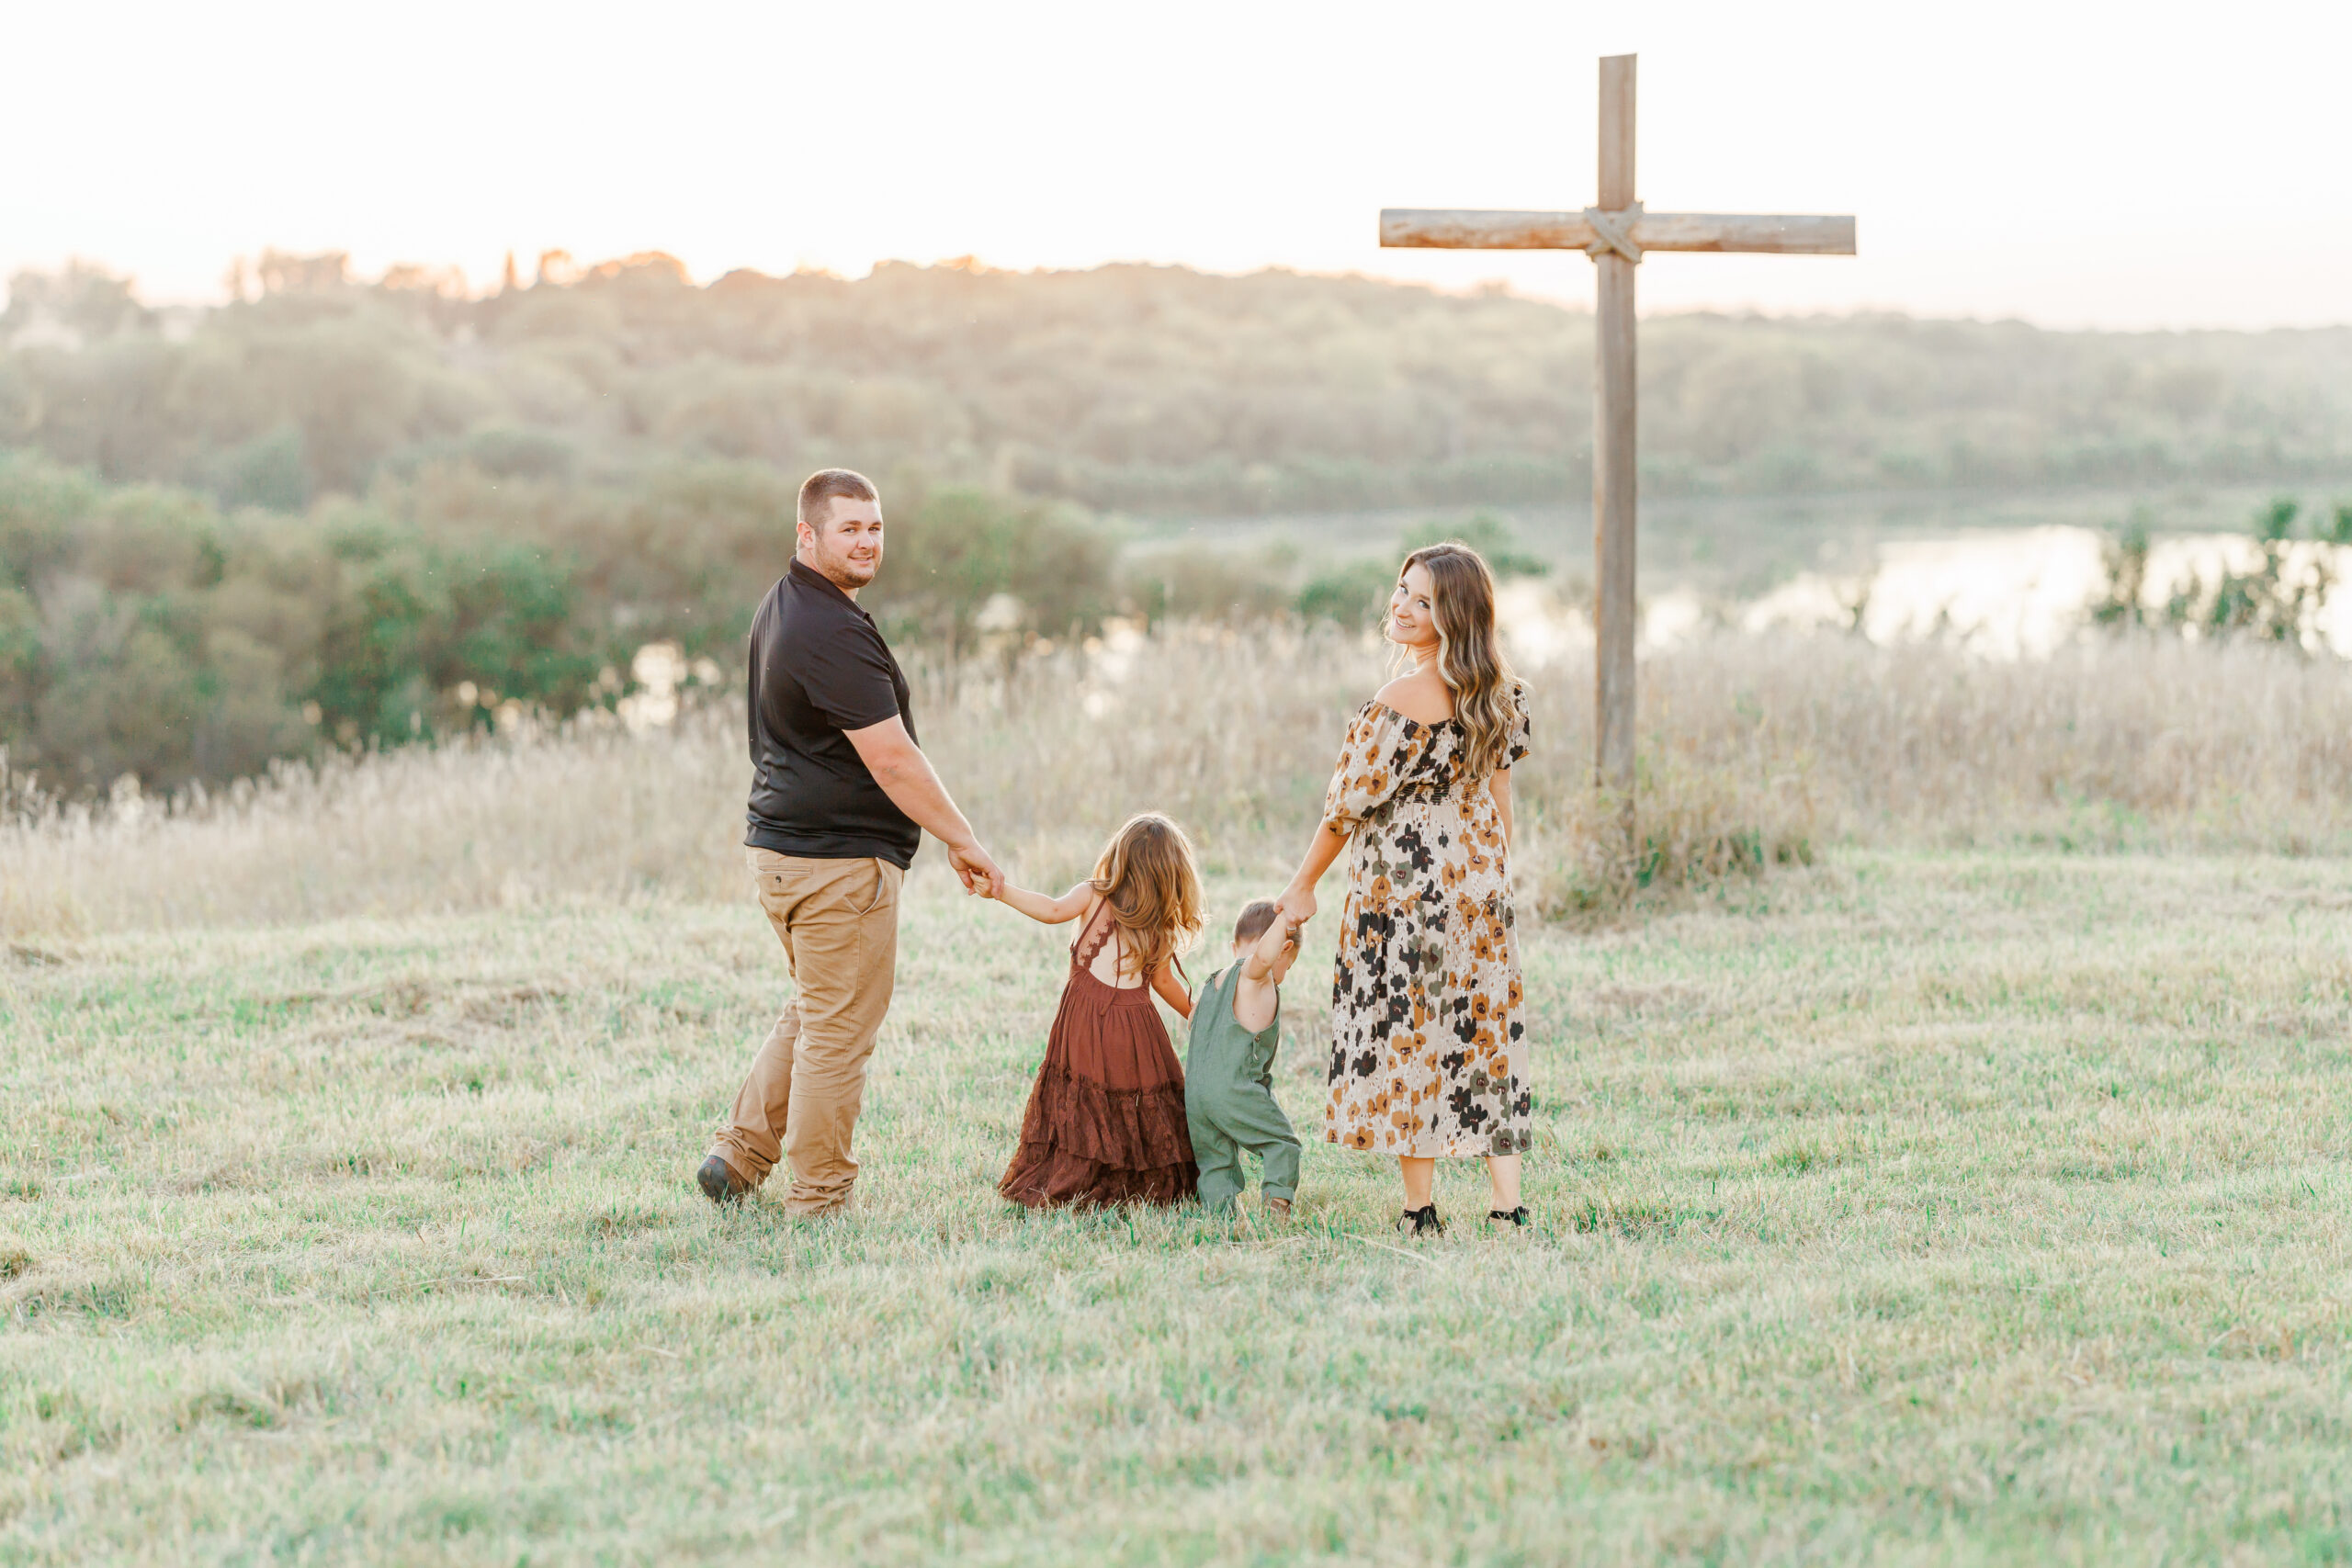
[788, 557, 867, 616]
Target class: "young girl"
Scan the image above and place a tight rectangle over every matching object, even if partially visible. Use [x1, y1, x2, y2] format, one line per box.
[987, 812, 1204, 1208]
[1276, 542, 1533, 1235]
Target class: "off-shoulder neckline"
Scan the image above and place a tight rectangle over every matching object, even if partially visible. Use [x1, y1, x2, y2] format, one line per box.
[1364, 698, 1455, 731]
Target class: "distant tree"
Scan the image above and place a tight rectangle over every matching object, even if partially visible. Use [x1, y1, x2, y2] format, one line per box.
[870, 487, 1117, 647]
[1, 261, 150, 345]
[2095, 495, 2338, 649]
[1400, 513, 1551, 579]
[1295, 558, 1396, 628]
[2090, 513, 2154, 629]
[254, 251, 351, 297]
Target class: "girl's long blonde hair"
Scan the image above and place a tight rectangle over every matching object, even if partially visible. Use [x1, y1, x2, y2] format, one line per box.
[1392, 542, 1520, 780]
[1088, 812, 1204, 981]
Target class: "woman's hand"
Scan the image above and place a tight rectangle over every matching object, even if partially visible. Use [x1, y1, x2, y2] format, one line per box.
[1279, 819, 1347, 931]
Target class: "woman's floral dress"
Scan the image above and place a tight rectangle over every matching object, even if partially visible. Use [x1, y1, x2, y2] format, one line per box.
[1319, 687, 1532, 1157]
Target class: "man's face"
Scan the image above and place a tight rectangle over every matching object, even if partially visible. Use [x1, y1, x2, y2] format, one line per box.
[797, 496, 885, 592]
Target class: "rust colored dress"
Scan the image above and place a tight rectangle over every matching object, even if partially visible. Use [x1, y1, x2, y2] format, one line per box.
[997, 903, 1198, 1208]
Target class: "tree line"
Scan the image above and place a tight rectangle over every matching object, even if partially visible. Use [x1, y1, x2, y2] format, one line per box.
[0, 449, 1543, 795]
[6, 252, 2347, 520]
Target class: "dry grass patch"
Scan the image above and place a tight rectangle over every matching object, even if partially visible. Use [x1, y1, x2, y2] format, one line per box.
[6, 626, 2351, 938]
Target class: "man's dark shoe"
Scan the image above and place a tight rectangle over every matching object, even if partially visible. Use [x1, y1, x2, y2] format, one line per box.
[697, 1155, 752, 1203]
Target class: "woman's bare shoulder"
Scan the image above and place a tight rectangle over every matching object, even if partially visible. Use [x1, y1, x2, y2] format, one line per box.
[1373, 672, 1453, 727]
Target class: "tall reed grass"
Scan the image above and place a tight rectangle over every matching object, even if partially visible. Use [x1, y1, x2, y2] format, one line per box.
[6, 626, 2348, 936]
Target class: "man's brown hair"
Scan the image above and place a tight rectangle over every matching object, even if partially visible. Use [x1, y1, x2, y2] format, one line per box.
[798, 468, 878, 528]
[1232, 898, 1282, 948]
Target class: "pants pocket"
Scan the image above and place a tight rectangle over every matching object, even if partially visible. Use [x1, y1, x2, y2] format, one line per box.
[753, 875, 789, 920]
[854, 858, 897, 918]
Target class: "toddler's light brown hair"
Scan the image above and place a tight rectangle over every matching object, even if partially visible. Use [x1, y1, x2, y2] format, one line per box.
[1232, 898, 1283, 948]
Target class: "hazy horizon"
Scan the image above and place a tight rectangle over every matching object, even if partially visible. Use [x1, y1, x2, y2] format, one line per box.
[8, 0, 2347, 333]
[15, 251, 2352, 341]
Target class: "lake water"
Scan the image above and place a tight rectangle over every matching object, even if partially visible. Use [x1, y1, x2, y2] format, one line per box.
[1144, 484, 2352, 660]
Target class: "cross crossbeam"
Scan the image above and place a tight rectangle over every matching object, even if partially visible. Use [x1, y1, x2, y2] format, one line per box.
[1380, 53, 1855, 836]
[1379, 209, 1857, 255]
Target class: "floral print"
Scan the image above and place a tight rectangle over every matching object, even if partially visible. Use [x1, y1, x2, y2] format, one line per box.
[1320, 687, 1532, 1157]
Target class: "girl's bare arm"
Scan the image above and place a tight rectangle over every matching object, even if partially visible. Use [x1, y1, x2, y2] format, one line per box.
[1490, 767, 1514, 848]
[1150, 963, 1193, 1021]
[985, 880, 1097, 926]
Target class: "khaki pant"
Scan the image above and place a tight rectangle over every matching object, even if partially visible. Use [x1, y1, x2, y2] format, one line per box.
[710, 849, 903, 1214]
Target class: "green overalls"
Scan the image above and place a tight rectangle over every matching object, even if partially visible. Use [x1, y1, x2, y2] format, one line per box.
[1183, 964, 1303, 1212]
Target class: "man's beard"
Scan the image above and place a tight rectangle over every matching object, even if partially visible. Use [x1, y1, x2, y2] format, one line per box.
[815, 549, 878, 590]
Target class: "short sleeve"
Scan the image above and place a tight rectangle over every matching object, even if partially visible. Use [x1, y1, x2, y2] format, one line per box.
[1321, 703, 1422, 836]
[797, 623, 902, 732]
[1505, 682, 1532, 767]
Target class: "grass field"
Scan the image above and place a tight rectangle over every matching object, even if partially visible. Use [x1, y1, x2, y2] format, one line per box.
[6, 848, 2352, 1564]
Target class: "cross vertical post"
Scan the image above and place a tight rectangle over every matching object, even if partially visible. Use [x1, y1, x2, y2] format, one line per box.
[1592, 53, 1639, 815]
[1377, 54, 1854, 844]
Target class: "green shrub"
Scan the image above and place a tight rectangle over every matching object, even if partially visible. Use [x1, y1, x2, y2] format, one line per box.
[1295, 558, 1395, 627]
[0, 454, 621, 790]
[1400, 513, 1552, 579]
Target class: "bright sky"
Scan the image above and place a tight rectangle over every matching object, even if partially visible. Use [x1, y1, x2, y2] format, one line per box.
[6, 0, 2346, 329]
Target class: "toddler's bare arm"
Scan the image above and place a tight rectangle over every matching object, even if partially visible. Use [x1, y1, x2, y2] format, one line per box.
[1234, 918, 1299, 1032]
[1242, 915, 1300, 985]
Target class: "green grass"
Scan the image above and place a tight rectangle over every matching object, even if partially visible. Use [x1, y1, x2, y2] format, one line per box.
[5, 852, 2352, 1564]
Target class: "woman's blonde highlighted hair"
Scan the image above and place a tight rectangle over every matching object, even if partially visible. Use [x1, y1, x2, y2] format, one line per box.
[1393, 542, 1520, 780]
[1089, 812, 1204, 982]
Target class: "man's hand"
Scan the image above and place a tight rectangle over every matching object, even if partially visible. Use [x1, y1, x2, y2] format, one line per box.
[948, 840, 1003, 898]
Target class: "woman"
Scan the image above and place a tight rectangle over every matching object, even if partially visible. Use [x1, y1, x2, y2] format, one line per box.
[1276, 543, 1532, 1235]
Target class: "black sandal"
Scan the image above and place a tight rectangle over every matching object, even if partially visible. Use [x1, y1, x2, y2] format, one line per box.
[1397, 1204, 1445, 1236]
[1486, 1206, 1530, 1227]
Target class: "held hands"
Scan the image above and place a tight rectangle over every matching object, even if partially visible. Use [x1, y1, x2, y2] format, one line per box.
[947, 839, 1005, 898]
[1276, 886, 1317, 930]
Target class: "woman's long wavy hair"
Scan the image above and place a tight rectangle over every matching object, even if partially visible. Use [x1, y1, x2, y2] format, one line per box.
[1088, 812, 1204, 982]
[1389, 542, 1520, 780]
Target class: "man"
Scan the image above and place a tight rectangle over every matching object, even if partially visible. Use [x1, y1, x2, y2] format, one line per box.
[697, 468, 1002, 1213]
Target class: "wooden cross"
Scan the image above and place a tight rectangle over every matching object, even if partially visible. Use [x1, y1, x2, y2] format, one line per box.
[1381, 53, 1856, 818]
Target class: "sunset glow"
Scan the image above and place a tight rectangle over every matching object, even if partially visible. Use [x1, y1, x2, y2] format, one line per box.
[7, 0, 2345, 326]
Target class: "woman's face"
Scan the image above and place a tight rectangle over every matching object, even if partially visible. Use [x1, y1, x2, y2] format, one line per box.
[1386, 562, 1441, 653]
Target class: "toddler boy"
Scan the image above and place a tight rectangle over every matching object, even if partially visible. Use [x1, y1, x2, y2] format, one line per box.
[1185, 898, 1304, 1217]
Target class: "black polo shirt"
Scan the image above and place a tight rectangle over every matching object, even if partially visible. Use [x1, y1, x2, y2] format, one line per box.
[743, 558, 922, 866]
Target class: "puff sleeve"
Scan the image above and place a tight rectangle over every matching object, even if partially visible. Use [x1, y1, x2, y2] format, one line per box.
[1320, 703, 1420, 836]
